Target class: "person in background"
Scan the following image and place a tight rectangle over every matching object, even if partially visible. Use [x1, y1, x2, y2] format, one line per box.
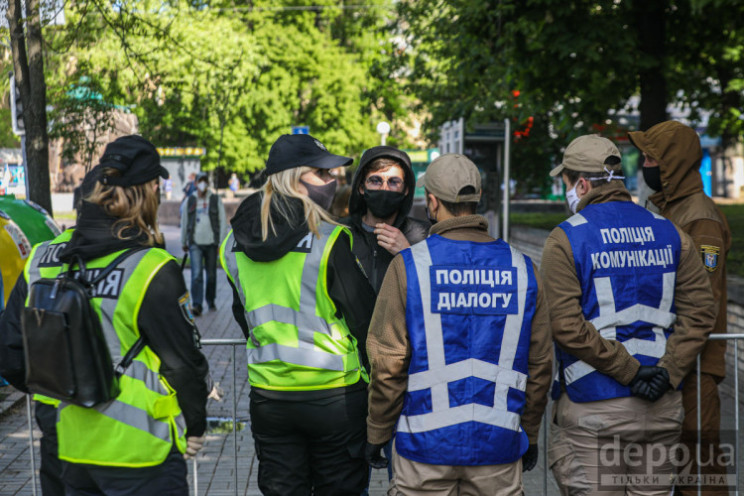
[329, 184, 351, 218]
[220, 134, 376, 495]
[229, 173, 240, 194]
[182, 172, 197, 199]
[366, 154, 552, 494]
[180, 172, 227, 316]
[629, 121, 732, 495]
[340, 146, 429, 293]
[163, 177, 173, 200]
[0, 135, 210, 496]
[542, 135, 716, 494]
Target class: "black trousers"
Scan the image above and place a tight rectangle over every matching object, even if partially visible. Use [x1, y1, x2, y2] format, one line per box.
[60, 447, 188, 496]
[250, 387, 369, 496]
[36, 402, 65, 496]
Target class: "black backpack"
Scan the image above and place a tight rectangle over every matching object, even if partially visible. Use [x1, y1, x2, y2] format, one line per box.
[22, 248, 147, 408]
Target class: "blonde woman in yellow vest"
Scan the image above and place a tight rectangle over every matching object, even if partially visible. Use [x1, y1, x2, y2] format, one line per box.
[220, 134, 377, 495]
[0, 135, 210, 496]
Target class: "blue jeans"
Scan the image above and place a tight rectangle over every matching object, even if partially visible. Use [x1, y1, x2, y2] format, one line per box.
[188, 244, 218, 308]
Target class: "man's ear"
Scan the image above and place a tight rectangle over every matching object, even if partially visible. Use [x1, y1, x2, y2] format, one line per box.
[427, 193, 439, 213]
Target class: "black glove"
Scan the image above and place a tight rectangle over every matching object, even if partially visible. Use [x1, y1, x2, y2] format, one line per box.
[522, 444, 538, 472]
[365, 442, 388, 469]
[629, 365, 659, 400]
[645, 367, 672, 402]
[630, 366, 672, 401]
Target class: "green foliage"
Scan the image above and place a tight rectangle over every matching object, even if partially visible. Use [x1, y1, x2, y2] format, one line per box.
[719, 204, 744, 277]
[42, 0, 406, 174]
[395, 0, 744, 193]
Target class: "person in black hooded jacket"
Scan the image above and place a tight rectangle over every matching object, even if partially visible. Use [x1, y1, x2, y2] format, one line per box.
[340, 146, 429, 293]
[220, 134, 377, 496]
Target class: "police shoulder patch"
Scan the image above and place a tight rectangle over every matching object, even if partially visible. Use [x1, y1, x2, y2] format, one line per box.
[701, 245, 720, 272]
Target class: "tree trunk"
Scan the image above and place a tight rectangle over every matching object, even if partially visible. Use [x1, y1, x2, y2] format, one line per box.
[6, 0, 52, 214]
[635, 0, 668, 131]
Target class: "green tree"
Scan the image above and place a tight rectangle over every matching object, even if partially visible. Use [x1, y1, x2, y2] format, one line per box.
[395, 0, 744, 191]
[44, 0, 411, 176]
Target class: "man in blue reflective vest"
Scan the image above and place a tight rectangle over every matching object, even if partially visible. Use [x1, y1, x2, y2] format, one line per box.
[365, 154, 553, 494]
[541, 135, 717, 495]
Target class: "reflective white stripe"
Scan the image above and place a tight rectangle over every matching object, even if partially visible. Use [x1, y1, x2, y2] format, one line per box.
[564, 273, 675, 385]
[407, 358, 527, 392]
[566, 213, 588, 227]
[97, 250, 150, 361]
[246, 303, 332, 336]
[247, 343, 347, 371]
[411, 243, 449, 413]
[400, 242, 526, 434]
[651, 212, 666, 221]
[594, 277, 617, 340]
[397, 404, 522, 433]
[127, 360, 169, 396]
[59, 400, 172, 443]
[26, 242, 49, 283]
[499, 248, 527, 369]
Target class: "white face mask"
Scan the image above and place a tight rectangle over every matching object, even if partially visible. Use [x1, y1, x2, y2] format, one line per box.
[566, 184, 580, 214]
[197, 181, 207, 192]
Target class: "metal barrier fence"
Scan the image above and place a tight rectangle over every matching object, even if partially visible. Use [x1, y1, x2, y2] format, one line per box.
[22, 334, 744, 496]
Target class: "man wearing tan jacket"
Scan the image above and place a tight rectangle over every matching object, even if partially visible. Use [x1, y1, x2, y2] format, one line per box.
[542, 135, 717, 495]
[365, 154, 552, 495]
[629, 121, 732, 495]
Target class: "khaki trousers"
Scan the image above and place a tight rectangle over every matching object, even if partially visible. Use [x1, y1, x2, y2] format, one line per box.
[549, 392, 683, 496]
[388, 440, 522, 496]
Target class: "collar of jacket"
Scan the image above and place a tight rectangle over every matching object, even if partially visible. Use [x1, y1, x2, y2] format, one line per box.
[576, 180, 632, 212]
[430, 214, 489, 237]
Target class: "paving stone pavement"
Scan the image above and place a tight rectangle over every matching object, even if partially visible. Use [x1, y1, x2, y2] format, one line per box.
[1, 225, 741, 494]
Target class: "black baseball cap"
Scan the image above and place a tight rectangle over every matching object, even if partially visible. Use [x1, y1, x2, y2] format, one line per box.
[265, 134, 353, 175]
[98, 135, 169, 187]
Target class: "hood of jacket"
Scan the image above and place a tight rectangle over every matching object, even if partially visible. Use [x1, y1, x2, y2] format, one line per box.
[347, 146, 417, 229]
[628, 121, 704, 209]
[230, 191, 310, 262]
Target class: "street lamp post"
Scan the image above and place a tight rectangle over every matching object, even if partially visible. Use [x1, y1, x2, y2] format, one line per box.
[376, 121, 391, 146]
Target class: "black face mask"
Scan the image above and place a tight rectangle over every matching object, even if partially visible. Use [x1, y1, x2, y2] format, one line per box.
[643, 166, 663, 192]
[363, 189, 406, 219]
[300, 178, 337, 211]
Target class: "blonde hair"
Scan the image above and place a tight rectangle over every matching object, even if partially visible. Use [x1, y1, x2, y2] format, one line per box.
[85, 168, 164, 246]
[260, 166, 336, 241]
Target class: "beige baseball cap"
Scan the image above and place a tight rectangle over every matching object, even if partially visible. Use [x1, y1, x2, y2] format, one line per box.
[549, 135, 622, 177]
[416, 154, 481, 203]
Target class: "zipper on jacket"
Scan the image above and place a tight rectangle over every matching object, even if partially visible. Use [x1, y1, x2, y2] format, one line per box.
[372, 248, 377, 289]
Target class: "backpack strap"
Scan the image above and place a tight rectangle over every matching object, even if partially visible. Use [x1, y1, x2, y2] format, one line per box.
[67, 246, 151, 377]
[88, 246, 150, 287]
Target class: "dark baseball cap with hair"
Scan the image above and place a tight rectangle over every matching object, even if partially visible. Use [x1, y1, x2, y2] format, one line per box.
[265, 134, 353, 175]
[98, 135, 169, 187]
[358, 146, 412, 171]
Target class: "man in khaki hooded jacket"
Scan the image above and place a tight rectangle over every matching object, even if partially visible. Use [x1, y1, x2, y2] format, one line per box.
[542, 135, 717, 495]
[629, 121, 732, 495]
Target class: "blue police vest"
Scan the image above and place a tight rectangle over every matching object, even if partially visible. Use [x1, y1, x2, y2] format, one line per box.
[396, 234, 538, 466]
[556, 201, 681, 403]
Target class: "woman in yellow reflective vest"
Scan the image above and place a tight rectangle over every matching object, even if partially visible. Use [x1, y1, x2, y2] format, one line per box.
[220, 134, 377, 495]
[0, 135, 210, 496]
